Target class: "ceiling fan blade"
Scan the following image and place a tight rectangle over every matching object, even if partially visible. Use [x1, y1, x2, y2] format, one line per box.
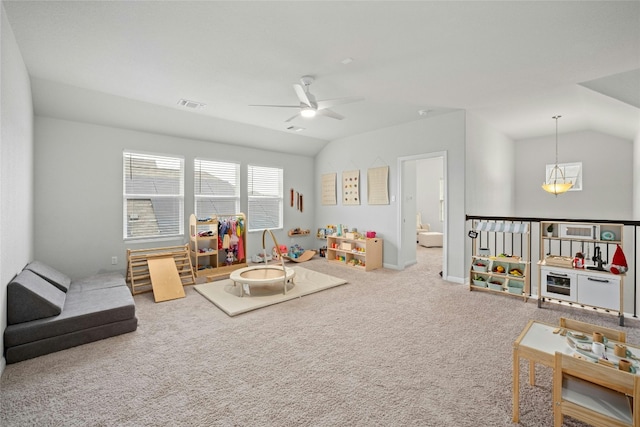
[293, 84, 313, 107]
[316, 109, 344, 120]
[284, 112, 301, 122]
[316, 96, 364, 110]
[249, 104, 300, 108]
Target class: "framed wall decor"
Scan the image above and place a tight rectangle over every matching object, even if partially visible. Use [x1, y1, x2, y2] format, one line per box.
[321, 173, 337, 205]
[342, 170, 360, 205]
[367, 166, 389, 205]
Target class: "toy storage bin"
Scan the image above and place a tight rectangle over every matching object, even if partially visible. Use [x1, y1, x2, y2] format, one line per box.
[340, 242, 355, 251]
[478, 248, 491, 257]
[507, 281, 524, 295]
[472, 260, 489, 272]
[491, 261, 509, 275]
[487, 277, 505, 291]
[507, 262, 526, 278]
[472, 274, 488, 287]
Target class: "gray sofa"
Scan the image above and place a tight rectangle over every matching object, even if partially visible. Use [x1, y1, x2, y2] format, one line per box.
[4, 261, 137, 364]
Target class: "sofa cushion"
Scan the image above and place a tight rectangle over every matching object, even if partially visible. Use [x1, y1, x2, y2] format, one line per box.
[4, 318, 138, 364]
[7, 270, 66, 324]
[418, 231, 443, 248]
[4, 283, 135, 348]
[25, 261, 71, 292]
[68, 272, 131, 293]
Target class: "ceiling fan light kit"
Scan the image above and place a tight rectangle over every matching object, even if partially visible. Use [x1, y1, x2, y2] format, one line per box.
[300, 107, 316, 118]
[250, 75, 363, 123]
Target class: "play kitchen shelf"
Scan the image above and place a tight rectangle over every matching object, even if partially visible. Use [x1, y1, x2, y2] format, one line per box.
[538, 221, 626, 325]
[469, 221, 530, 300]
[471, 256, 528, 296]
[326, 235, 383, 271]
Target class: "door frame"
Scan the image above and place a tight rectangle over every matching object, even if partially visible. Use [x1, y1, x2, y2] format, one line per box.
[397, 151, 448, 278]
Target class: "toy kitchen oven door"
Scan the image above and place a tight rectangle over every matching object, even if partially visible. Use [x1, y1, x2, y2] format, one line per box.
[540, 266, 577, 302]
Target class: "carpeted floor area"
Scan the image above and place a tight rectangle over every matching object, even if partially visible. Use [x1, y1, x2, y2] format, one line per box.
[1, 245, 637, 426]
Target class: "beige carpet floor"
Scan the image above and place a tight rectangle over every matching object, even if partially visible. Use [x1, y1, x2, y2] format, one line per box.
[1, 246, 639, 426]
[194, 266, 347, 316]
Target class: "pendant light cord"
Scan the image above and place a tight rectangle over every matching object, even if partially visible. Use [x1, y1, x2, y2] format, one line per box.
[553, 115, 561, 166]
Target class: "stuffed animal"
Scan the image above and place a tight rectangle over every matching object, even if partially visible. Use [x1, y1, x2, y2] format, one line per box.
[272, 244, 288, 260]
[225, 251, 234, 266]
[609, 244, 628, 275]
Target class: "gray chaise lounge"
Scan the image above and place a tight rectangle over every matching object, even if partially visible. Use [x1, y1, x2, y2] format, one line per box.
[4, 261, 137, 364]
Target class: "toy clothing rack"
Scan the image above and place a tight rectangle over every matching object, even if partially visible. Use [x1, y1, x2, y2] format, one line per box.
[189, 212, 248, 282]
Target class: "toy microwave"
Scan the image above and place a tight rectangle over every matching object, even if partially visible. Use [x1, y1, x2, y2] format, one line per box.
[559, 224, 599, 240]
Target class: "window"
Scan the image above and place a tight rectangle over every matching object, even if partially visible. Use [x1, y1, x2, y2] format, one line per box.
[123, 151, 184, 239]
[194, 159, 240, 217]
[545, 162, 582, 191]
[247, 165, 283, 231]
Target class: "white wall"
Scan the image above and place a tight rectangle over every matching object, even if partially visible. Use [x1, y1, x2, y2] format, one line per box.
[634, 128, 640, 220]
[515, 130, 633, 219]
[464, 113, 515, 283]
[416, 158, 443, 233]
[633, 129, 640, 318]
[1, 5, 34, 371]
[314, 110, 466, 281]
[401, 159, 417, 267]
[465, 112, 515, 216]
[34, 117, 315, 280]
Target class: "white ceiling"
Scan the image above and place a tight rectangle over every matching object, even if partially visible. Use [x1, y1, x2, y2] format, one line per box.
[4, 1, 640, 156]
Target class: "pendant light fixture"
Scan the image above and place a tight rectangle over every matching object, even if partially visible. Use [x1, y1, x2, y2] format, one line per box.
[542, 115, 574, 196]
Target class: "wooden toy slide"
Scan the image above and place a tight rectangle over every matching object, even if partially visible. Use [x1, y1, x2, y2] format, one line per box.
[147, 256, 186, 302]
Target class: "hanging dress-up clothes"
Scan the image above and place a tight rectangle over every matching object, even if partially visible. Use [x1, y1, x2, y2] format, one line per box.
[229, 220, 239, 257]
[236, 218, 245, 262]
[221, 220, 231, 250]
[218, 221, 228, 250]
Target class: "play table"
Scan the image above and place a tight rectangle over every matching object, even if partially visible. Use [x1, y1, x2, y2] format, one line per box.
[512, 319, 640, 423]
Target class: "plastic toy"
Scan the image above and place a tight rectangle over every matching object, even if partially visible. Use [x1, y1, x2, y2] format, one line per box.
[225, 251, 234, 266]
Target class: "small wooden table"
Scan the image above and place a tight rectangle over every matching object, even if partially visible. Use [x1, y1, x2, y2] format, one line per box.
[512, 320, 638, 423]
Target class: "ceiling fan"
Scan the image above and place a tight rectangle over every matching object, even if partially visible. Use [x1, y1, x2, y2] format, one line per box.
[250, 75, 364, 122]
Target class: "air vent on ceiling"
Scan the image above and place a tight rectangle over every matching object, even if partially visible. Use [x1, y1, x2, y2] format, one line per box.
[286, 125, 305, 132]
[177, 99, 206, 109]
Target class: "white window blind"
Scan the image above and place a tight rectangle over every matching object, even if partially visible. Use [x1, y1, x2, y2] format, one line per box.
[123, 151, 184, 239]
[194, 159, 240, 217]
[248, 165, 283, 231]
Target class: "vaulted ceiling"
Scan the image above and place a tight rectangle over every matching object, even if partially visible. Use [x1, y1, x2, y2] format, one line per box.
[4, 1, 639, 156]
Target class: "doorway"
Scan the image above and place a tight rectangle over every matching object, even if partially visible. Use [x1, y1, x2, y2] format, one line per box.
[397, 152, 447, 278]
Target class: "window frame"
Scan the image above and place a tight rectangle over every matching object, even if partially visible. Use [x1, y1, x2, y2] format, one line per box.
[194, 158, 241, 217]
[123, 150, 185, 241]
[247, 164, 284, 232]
